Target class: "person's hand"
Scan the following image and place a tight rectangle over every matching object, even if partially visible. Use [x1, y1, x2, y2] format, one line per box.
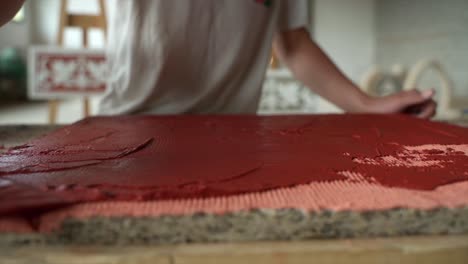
[361, 89, 437, 119]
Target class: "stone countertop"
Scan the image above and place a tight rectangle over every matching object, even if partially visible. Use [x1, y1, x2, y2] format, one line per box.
[0, 125, 59, 148]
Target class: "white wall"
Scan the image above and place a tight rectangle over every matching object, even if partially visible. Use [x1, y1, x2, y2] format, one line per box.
[376, 0, 468, 97]
[0, 2, 32, 55]
[0, 0, 113, 51]
[30, 0, 115, 48]
[313, 0, 376, 82]
[312, 0, 376, 112]
[0, 21, 30, 53]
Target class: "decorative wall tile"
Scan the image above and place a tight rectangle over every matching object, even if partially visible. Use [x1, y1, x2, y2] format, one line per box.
[259, 71, 319, 114]
[28, 47, 107, 99]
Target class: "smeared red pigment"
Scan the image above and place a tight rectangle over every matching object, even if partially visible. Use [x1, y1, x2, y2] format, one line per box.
[0, 114, 468, 217]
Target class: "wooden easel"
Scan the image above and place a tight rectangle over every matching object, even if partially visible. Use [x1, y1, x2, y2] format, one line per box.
[270, 52, 279, 69]
[49, 0, 107, 124]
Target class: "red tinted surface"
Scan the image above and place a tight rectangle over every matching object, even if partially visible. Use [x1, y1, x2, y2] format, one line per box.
[1, 115, 467, 216]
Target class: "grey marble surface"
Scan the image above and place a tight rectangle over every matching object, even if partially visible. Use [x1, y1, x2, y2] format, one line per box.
[0, 125, 59, 148]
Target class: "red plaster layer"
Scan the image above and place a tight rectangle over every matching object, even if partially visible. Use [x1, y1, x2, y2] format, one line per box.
[0, 115, 467, 217]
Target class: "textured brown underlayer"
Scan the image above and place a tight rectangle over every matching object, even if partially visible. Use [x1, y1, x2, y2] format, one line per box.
[1, 207, 467, 246]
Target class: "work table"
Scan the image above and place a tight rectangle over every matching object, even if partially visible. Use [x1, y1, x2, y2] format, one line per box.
[0, 125, 58, 148]
[0, 120, 467, 264]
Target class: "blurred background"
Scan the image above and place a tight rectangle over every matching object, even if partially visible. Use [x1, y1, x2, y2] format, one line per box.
[0, 0, 467, 124]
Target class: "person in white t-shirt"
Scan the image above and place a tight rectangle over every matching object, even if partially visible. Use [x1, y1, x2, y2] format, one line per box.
[2, 0, 436, 118]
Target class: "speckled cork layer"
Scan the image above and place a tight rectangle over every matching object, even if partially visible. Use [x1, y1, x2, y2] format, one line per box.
[1, 179, 468, 246]
[1, 207, 468, 246]
[35, 179, 468, 233]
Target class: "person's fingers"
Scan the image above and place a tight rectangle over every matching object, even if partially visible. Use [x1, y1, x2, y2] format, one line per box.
[397, 89, 435, 106]
[421, 89, 436, 100]
[417, 100, 437, 119]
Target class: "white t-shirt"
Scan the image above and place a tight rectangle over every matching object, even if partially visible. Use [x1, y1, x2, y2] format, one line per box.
[99, 0, 309, 115]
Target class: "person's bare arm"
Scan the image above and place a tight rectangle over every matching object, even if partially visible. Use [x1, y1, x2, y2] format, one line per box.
[0, 1, 25, 27]
[274, 28, 436, 118]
